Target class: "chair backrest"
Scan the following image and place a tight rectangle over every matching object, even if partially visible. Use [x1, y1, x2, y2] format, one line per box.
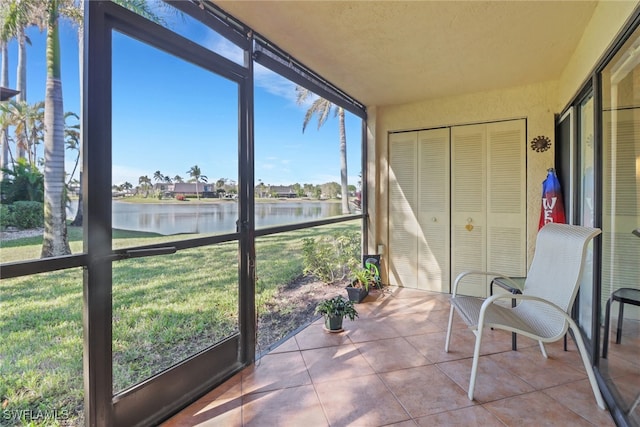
[523, 223, 601, 313]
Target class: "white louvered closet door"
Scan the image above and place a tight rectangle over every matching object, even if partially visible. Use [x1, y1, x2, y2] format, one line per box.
[417, 129, 450, 292]
[451, 124, 487, 297]
[389, 132, 418, 288]
[486, 120, 527, 281]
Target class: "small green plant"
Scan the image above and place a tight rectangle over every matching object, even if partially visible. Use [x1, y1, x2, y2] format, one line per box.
[350, 267, 374, 291]
[314, 295, 358, 321]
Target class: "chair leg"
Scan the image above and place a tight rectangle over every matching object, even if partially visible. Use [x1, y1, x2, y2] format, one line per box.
[445, 305, 455, 353]
[568, 319, 606, 410]
[602, 297, 613, 358]
[616, 300, 625, 344]
[538, 341, 548, 358]
[468, 326, 484, 401]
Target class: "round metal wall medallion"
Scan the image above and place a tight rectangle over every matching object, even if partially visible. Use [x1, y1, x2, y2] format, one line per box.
[531, 135, 551, 152]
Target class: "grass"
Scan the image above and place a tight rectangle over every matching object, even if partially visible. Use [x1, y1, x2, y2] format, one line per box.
[0, 220, 359, 426]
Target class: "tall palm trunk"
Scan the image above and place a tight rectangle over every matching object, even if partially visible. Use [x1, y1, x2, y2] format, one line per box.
[41, 0, 70, 257]
[16, 26, 27, 160]
[338, 108, 349, 214]
[1, 41, 9, 181]
[71, 16, 83, 226]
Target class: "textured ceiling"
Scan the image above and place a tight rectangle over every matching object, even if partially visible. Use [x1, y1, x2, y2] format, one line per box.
[214, 1, 598, 107]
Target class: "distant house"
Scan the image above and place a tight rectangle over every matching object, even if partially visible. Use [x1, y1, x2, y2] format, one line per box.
[161, 182, 216, 198]
[269, 186, 296, 198]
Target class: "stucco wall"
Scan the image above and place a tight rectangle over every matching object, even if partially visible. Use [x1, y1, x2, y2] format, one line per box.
[558, 0, 638, 106]
[370, 81, 558, 284]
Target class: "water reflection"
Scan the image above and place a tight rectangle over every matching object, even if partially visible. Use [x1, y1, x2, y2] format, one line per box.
[102, 201, 342, 235]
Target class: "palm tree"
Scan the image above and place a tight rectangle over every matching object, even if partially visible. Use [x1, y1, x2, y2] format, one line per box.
[2, 0, 40, 161]
[2, 100, 44, 166]
[138, 175, 151, 196]
[0, 4, 11, 181]
[187, 165, 207, 200]
[173, 175, 183, 183]
[64, 111, 79, 186]
[153, 170, 164, 182]
[295, 86, 350, 214]
[64, 0, 162, 228]
[41, 0, 72, 257]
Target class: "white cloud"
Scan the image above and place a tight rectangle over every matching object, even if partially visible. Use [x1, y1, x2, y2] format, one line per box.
[206, 35, 244, 65]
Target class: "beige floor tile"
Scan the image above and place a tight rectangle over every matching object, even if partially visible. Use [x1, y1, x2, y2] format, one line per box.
[414, 405, 504, 426]
[489, 349, 586, 390]
[405, 330, 483, 364]
[354, 337, 432, 373]
[544, 379, 615, 426]
[424, 309, 469, 330]
[242, 385, 328, 427]
[380, 365, 474, 418]
[384, 312, 445, 337]
[437, 357, 534, 403]
[404, 331, 460, 363]
[484, 391, 595, 426]
[242, 351, 312, 395]
[384, 420, 419, 427]
[349, 299, 384, 318]
[314, 374, 411, 426]
[366, 295, 447, 317]
[265, 335, 299, 354]
[520, 338, 586, 371]
[386, 287, 439, 299]
[294, 323, 352, 350]
[344, 315, 402, 343]
[301, 343, 376, 384]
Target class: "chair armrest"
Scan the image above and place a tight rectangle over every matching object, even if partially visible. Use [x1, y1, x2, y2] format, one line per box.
[452, 270, 513, 297]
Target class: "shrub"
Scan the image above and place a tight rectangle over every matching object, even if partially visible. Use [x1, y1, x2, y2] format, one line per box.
[0, 159, 44, 203]
[175, 194, 186, 201]
[301, 231, 360, 283]
[11, 201, 44, 229]
[0, 204, 14, 228]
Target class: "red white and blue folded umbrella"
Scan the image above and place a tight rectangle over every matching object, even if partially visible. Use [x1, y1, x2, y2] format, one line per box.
[539, 168, 566, 230]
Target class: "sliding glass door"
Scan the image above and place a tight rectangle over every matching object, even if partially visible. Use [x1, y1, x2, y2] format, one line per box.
[599, 25, 640, 424]
[85, 3, 251, 425]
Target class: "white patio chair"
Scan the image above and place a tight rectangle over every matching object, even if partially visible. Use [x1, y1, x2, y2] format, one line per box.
[444, 223, 606, 409]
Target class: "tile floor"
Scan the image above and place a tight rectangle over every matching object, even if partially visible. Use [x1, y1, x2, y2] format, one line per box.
[162, 287, 616, 426]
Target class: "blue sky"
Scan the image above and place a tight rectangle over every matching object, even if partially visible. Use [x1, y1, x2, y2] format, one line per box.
[3, 8, 362, 188]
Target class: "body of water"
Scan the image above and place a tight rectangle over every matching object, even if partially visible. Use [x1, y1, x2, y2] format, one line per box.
[67, 200, 344, 235]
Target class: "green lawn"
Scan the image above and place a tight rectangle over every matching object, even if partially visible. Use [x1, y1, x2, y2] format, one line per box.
[0, 221, 359, 426]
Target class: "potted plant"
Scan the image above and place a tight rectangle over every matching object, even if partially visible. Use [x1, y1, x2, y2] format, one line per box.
[315, 295, 358, 332]
[345, 267, 373, 303]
